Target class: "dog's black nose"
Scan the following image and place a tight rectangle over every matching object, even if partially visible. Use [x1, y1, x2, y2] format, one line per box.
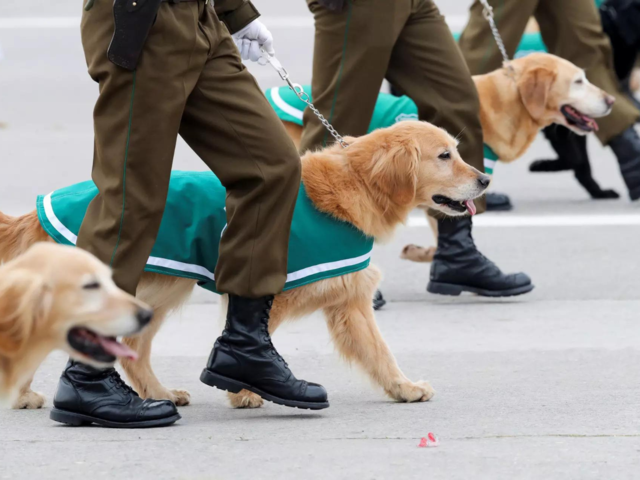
[136, 308, 154, 327]
[477, 174, 491, 189]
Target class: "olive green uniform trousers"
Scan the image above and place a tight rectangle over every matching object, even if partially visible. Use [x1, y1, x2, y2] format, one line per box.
[299, 0, 487, 214]
[78, 0, 300, 297]
[459, 0, 640, 144]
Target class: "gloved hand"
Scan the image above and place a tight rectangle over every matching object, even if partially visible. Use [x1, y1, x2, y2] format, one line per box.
[232, 19, 274, 62]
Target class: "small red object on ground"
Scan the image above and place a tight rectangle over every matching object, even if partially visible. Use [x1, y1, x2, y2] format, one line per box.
[418, 433, 439, 448]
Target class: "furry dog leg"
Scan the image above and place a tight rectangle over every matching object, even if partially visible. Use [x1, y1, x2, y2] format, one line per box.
[401, 212, 437, 263]
[323, 273, 434, 403]
[121, 274, 195, 406]
[120, 309, 190, 407]
[401, 245, 436, 263]
[11, 377, 45, 409]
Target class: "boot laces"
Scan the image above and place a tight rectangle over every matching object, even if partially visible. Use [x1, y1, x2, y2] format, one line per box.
[107, 370, 139, 397]
[261, 300, 289, 370]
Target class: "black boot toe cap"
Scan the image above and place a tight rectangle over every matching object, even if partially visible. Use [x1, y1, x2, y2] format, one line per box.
[140, 399, 179, 420]
[509, 272, 532, 288]
[304, 382, 328, 403]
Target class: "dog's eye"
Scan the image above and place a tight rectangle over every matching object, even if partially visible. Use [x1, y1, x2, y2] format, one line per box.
[83, 281, 101, 290]
[575, 79, 584, 85]
[438, 151, 451, 160]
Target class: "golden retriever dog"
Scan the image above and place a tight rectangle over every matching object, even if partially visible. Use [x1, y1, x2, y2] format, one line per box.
[401, 53, 615, 261]
[474, 53, 613, 161]
[2, 122, 488, 409]
[0, 243, 153, 407]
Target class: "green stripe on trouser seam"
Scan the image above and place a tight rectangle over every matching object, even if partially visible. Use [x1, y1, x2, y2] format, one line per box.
[324, 0, 353, 148]
[110, 70, 137, 267]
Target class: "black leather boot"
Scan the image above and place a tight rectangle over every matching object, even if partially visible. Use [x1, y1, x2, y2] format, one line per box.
[427, 217, 534, 297]
[485, 192, 513, 211]
[373, 290, 386, 310]
[200, 295, 329, 410]
[609, 126, 640, 201]
[50, 361, 180, 428]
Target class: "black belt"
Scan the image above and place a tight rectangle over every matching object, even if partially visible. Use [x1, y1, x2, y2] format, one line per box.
[161, 0, 201, 3]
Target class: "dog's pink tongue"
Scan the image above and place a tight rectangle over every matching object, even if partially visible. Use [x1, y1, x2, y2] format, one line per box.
[97, 336, 138, 361]
[464, 199, 477, 216]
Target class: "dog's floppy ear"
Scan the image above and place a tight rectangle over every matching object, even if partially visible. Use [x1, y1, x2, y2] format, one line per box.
[0, 269, 51, 357]
[517, 66, 557, 121]
[370, 138, 421, 206]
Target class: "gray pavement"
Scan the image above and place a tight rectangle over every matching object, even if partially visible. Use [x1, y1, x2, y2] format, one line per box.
[2, 2, 640, 479]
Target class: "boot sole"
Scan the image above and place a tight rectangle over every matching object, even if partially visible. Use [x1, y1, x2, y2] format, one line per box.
[200, 370, 330, 410]
[50, 408, 181, 428]
[486, 204, 513, 212]
[427, 281, 535, 297]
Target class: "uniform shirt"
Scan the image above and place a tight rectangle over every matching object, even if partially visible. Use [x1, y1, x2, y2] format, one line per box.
[37, 172, 374, 294]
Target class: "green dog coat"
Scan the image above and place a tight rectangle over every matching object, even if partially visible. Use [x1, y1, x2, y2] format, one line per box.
[37, 172, 374, 294]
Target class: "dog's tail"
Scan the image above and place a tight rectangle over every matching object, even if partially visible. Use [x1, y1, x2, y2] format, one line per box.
[0, 210, 49, 264]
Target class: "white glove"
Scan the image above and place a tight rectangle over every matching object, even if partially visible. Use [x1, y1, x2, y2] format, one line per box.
[232, 19, 274, 63]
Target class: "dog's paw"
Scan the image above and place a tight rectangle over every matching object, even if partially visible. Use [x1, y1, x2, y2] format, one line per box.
[140, 387, 191, 406]
[168, 389, 191, 407]
[400, 245, 436, 263]
[592, 189, 620, 200]
[394, 381, 435, 403]
[228, 390, 264, 409]
[12, 390, 46, 410]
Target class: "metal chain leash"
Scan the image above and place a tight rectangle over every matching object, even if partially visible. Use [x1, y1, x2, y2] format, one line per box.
[478, 0, 515, 77]
[260, 52, 350, 149]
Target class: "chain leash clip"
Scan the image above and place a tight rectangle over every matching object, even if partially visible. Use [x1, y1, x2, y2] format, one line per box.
[260, 51, 349, 149]
[478, 0, 516, 79]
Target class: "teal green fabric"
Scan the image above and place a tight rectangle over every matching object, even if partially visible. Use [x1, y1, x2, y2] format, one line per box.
[483, 144, 500, 175]
[512, 32, 548, 58]
[37, 172, 374, 294]
[265, 85, 417, 132]
[264, 85, 308, 126]
[451, 32, 548, 58]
